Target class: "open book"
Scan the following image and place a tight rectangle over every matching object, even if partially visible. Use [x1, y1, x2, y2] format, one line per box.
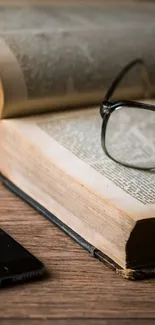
[1, 1, 155, 280]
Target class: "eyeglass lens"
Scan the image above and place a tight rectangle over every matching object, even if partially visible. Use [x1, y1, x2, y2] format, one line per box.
[105, 106, 155, 169]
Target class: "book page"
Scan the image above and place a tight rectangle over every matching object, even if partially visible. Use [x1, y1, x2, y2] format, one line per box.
[105, 105, 155, 169]
[4, 104, 155, 222]
[1, 2, 155, 118]
[37, 108, 155, 207]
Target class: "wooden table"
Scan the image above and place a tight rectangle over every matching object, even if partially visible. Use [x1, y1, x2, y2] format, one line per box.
[1, 182, 155, 325]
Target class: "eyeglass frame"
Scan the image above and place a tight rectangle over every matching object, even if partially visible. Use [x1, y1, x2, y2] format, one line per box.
[100, 58, 155, 171]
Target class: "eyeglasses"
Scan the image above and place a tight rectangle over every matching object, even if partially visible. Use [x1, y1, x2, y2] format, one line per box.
[100, 58, 155, 170]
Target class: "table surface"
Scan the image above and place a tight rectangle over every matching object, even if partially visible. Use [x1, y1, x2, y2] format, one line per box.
[1, 182, 155, 325]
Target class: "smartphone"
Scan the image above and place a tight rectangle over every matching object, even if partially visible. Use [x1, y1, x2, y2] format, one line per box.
[0, 228, 45, 287]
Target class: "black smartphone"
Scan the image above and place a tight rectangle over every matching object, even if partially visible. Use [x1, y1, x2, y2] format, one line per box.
[0, 228, 45, 287]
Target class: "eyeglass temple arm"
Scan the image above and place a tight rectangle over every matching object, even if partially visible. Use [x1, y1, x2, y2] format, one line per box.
[104, 58, 152, 102]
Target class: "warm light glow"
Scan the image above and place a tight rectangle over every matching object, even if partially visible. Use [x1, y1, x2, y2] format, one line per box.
[0, 78, 4, 117]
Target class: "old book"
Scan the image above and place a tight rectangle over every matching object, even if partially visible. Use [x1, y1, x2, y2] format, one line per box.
[1, 1, 155, 280]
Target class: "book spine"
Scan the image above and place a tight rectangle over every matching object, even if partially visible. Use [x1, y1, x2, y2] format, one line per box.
[1, 173, 155, 281]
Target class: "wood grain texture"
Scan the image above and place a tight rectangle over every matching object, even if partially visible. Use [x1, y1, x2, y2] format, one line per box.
[0, 182, 155, 324]
[1, 321, 155, 325]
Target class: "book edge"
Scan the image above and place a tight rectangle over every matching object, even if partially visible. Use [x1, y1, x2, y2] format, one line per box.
[1, 173, 155, 281]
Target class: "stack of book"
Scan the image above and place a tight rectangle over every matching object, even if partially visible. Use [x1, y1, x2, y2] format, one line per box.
[0, 1, 155, 280]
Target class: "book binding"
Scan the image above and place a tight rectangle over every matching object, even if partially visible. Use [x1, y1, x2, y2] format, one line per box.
[1, 173, 155, 281]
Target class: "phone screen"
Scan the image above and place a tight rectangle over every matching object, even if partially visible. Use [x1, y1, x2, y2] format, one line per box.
[0, 229, 45, 286]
